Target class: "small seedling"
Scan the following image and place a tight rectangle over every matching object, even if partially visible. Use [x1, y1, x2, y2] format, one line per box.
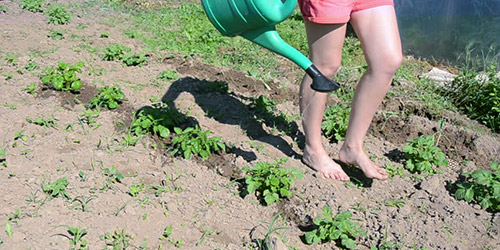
[24, 61, 38, 71]
[102, 44, 130, 61]
[305, 205, 366, 249]
[402, 135, 448, 175]
[23, 83, 37, 94]
[455, 161, 500, 212]
[121, 52, 148, 66]
[42, 177, 70, 199]
[385, 163, 407, 179]
[103, 166, 124, 183]
[46, 5, 72, 25]
[5, 221, 13, 238]
[14, 129, 28, 141]
[59, 226, 88, 250]
[19, 0, 45, 12]
[70, 196, 95, 212]
[242, 158, 302, 205]
[41, 61, 83, 92]
[322, 104, 351, 142]
[26, 116, 58, 129]
[89, 85, 125, 110]
[100, 229, 133, 249]
[79, 108, 101, 129]
[171, 126, 226, 161]
[100, 32, 110, 38]
[129, 183, 144, 197]
[157, 69, 178, 82]
[48, 29, 64, 40]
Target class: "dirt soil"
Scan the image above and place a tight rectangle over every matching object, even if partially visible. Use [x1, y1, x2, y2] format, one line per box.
[0, 1, 499, 250]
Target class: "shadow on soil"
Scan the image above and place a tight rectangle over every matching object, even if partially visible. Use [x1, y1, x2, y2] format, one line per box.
[161, 76, 303, 158]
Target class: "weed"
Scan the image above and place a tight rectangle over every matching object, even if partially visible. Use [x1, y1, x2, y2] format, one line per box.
[42, 177, 70, 200]
[100, 229, 133, 249]
[121, 52, 148, 66]
[24, 61, 38, 72]
[5, 221, 13, 238]
[305, 205, 366, 249]
[402, 135, 448, 175]
[102, 44, 130, 61]
[0, 147, 5, 167]
[455, 161, 500, 212]
[4, 73, 13, 81]
[157, 69, 178, 82]
[103, 166, 124, 183]
[129, 183, 144, 197]
[19, 0, 45, 13]
[26, 116, 58, 129]
[385, 163, 407, 179]
[23, 83, 37, 94]
[250, 95, 276, 114]
[322, 104, 351, 142]
[171, 125, 226, 161]
[48, 29, 64, 40]
[3, 54, 18, 66]
[385, 199, 406, 208]
[148, 175, 177, 196]
[443, 64, 500, 132]
[89, 85, 125, 110]
[41, 61, 83, 92]
[46, 5, 72, 25]
[79, 108, 101, 129]
[0, 5, 8, 13]
[242, 158, 302, 205]
[14, 129, 28, 141]
[59, 226, 88, 250]
[100, 32, 110, 38]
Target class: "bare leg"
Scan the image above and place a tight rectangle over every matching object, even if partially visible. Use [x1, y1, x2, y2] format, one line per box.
[300, 22, 350, 181]
[339, 5, 403, 180]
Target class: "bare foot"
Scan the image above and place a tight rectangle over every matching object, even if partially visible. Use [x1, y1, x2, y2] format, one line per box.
[302, 145, 350, 181]
[339, 145, 388, 180]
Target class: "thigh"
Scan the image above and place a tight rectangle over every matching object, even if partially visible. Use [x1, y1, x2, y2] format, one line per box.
[305, 21, 347, 72]
[349, 5, 402, 71]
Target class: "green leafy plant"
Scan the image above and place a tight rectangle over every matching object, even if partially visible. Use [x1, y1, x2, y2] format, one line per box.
[129, 183, 144, 197]
[443, 64, 500, 132]
[103, 166, 124, 183]
[0, 5, 8, 13]
[46, 5, 72, 25]
[157, 69, 178, 82]
[19, 0, 45, 12]
[250, 95, 276, 114]
[48, 29, 64, 40]
[402, 135, 448, 175]
[242, 158, 302, 205]
[102, 44, 130, 61]
[79, 108, 101, 129]
[322, 104, 351, 142]
[455, 161, 500, 212]
[100, 229, 133, 250]
[59, 226, 88, 250]
[41, 61, 83, 92]
[171, 126, 226, 161]
[42, 177, 70, 199]
[89, 85, 125, 110]
[100, 32, 110, 38]
[24, 61, 38, 71]
[121, 52, 148, 66]
[26, 116, 58, 129]
[129, 106, 184, 142]
[305, 205, 366, 249]
[23, 83, 37, 94]
[385, 163, 407, 179]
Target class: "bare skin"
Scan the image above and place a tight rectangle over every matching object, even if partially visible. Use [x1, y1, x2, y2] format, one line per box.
[300, 5, 403, 181]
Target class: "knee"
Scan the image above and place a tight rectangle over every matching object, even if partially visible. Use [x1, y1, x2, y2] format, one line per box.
[313, 63, 342, 78]
[370, 51, 403, 76]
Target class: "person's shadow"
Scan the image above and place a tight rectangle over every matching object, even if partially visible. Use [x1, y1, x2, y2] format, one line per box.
[160, 77, 304, 159]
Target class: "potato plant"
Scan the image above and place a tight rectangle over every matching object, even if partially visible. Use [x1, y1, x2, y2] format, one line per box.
[46, 5, 71, 25]
[102, 44, 130, 61]
[19, 0, 45, 13]
[455, 161, 500, 212]
[171, 126, 226, 161]
[305, 205, 366, 249]
[89, 85, 125, 110]
[129, 104, 185, 140]
[242, 158, 302, 205]
[41, 61, 83, 92]
[42, 177, 70, 200]
[402, 135, 448, 175]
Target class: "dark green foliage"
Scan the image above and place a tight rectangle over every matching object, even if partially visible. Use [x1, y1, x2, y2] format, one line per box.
[305, 206, 366, 249]
[402, 135, 448, 175]
[443, 64, 500, 132]
[41, 61, 83, 92]
[455, 161, 500, 212]
[171, 126, 226, 161]
[42, 177, 70, 199]
[46, 5, 72, 25]
[322, 104, 351, 142]
[157, 69, 179, 82]
[250, 95, 276, 114]
[129, 103, 185, 139]
[242, 158, 302, 205]
[102, 44, 130, 61]
[19, 0, 45, 13]
[121, 52, 148, 66]
[89, 85, 125, 110]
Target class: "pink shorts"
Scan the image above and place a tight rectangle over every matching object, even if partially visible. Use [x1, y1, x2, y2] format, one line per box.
[298, 0, 394, 23]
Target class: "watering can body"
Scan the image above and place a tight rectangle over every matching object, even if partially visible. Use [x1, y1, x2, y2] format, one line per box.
[201, 0, 340, 92]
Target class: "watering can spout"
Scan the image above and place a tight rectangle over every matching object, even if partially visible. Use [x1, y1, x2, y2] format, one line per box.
[242, 27, 340, 92]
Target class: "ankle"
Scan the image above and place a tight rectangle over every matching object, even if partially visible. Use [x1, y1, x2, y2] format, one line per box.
[341, 142, 363, 153]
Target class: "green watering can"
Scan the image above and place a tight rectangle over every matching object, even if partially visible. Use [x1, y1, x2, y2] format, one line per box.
[201, 0, 340, 92]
